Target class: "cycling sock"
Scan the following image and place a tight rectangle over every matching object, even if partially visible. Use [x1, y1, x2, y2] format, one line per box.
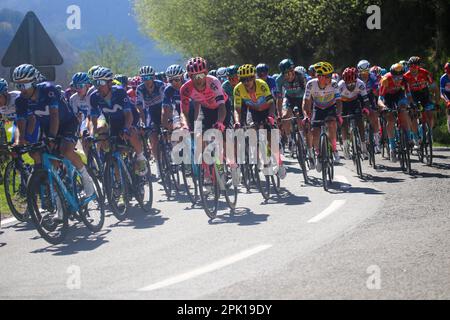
[389, 138, 396, 150]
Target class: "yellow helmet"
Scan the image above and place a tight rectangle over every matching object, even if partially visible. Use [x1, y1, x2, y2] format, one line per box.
[314, 62, 334, 76]
[238, 64, 256, 78]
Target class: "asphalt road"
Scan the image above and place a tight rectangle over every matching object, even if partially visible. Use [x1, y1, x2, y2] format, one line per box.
[1, 148, 449, 299]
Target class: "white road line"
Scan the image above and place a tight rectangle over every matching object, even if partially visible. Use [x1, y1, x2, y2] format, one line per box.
[138, 244, 272, 292]
[307, 200, 347, 223]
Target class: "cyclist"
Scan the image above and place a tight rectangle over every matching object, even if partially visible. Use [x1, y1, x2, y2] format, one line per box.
[303, 62, 343, 171]
[339, 67, 371, 160]
[69, 72, 92, 155]
[114, 74, 129, 90]
[233, 64, 285, 179]
[256, 63, 277, 97]
[127, 76, 140, 105]
[357, 60, 381, 153]
[162, 64, 185, 130]
[295, 66, 309, 81]
[307, 65, 316, 79]
[440, 62, 450, 133]
[136, 65, 166, 164]
[12, 64, 95, 196]
[275, 59, 312, 161]
[403, 56, 439, 136]
[208, 69, 217, 78]
[89, 67, 147, 176]
[378, 63, 415, 163]
[220, 65, 239, 128]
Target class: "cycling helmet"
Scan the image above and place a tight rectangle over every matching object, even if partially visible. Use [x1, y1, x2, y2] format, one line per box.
[279, 59, 295, 73]
[256, 63, 269, 74]
[227, 65, 239, 77]
[216, 67, 228, 79]
[370, 66, 382, 77]
[390, 63, 404, 76]
[342, 67, 357, 83]
[155, 71, 166, 81]
[332, 73, 340, 81]
[445, 62, 450, 73]
[166, 64, 185, 80]
[87, 65, 102, 79]
[357, 60, 371, 72]
[0, 78, 8, 94]
[380, 68, 387, 76]
[308, 65, 316, 73]
[72, 72, 90, 86]
[93, 67, 114, 81]
[295, 66, 307, 75]
[114, 74, 128, 86]
[408, 56, 421, 67]
[208, 69, 217, 77]
[399, 60, 409, 73]
[238, 64, 256, 78]
[314, 62, 334, 76]
[139, 66, 156, 77]
[12, 64, 38, 83]
[186, 57, 208, 75]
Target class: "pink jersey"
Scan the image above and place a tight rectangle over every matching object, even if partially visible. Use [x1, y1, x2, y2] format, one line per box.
[180, 75, 227, 113]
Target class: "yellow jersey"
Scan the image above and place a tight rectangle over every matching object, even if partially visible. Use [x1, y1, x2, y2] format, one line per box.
[233, 79, 274, 111]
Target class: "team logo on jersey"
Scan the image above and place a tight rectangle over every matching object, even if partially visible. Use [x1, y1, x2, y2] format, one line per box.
[210, 82, 218, 91]
[48, 91, 55, 98]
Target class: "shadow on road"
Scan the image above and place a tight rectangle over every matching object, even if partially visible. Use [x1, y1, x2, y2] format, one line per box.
[208, 207, 269, 226]
[108, 208, 168, 230]
[4, 221, 35, 232]
[410, 170, 450, 179]
[363, 174, 405, 184]
[431, 162, 450, 171]
[30, 227, 111, 256]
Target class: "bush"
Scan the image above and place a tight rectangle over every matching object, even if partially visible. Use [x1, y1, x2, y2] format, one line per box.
[433, 104, 450, 146]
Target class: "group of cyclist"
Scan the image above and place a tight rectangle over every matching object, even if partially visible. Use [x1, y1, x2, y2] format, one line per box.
[1, 56, 450, 210]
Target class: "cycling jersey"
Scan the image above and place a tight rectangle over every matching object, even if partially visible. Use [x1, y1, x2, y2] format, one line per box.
[0, 91, 21, 121]
[15, 82, 77, 135]
[259, 75, 277, 97]
[403, 68, 434, 92]
[359, 73, 378, 96]
[136, 81, 165, 110]
[70, 92, 91, 133]
[222, 80, 234, 104]
[234, 79, 273, 112]
[304, 79, 341, 109]
[127, 88, 137, 105]
[275, 71, 306, 99]
[379, 73, 409, 97]
[90, 85, 133, 122]
[180, 75, 227, 113]
[440, 74, 450, 100]
[338, 79, 369, 106]
[162, 83, 181, 114]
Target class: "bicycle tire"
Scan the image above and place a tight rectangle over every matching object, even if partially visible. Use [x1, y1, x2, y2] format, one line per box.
[320, 133, 329, 191]
[199, 164, 219, 219]
[352, 127, 363, 178]
[4, 160, 29, 222]
[295, 132, 309, 183]
[181, 163, 198, 205]
[103, 155, 129, 221]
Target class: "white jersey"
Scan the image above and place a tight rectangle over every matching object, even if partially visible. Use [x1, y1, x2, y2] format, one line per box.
[303, 79, 341, 109]
[338, 79, 368, 102]
[70, 92, 90, 117]
[0, 91, 21, 121]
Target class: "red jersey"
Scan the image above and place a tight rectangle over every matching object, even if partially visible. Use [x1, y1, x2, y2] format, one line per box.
[379, 73, 408, 97]
[127, 88, 137, 104]
[403, 68, 433, 92]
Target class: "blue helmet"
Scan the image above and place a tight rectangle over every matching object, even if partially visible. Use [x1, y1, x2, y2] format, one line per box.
[12, 64, 38, 83]
[227, 65, 239, 77]
[166, 64, 185, 80]
[256, 63, 269, 74]
[114, 74, 128, 86]
[208, 69, 217, 77]
[71, 72, 90, 86]
[0, 78, 8, 94]
[155, 71, 166, 81]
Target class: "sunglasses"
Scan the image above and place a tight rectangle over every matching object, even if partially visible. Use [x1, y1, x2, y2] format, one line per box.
[141, 75, 154, 81]
[75, 83, 89, 89]
[318, 74, 332, 79]
[393, 75, 403, 81]
[170, 77, 182, 83]
[94, 80, 109, 87]
[191, 73, 207, 80]
[15, 82, 34, 90]
[257, 72, 268, 77]
[241, 76, 255, 83]
[283, 68, 295, 75]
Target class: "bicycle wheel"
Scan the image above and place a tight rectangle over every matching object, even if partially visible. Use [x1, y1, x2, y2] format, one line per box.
[4, 160, 30, 222]
[198, 163, 219, 219]
[254, 164, 270, 201]
[134, 160, 153, 212]
[368, 124, 376, 168]
[423, 124, 433, 166]
[27, 169, 69, 245]
[74, 168, 105, 232]
[352, 128, 363, 178]
[158, 149, 175, 199]
[181, 163, 198, 205]
[320, 134, 330, 191]
[295, 132, 309, 183]
[87, 147, 104, 182]
[221, 165, 238, 211]
[103, 155, 129, 221]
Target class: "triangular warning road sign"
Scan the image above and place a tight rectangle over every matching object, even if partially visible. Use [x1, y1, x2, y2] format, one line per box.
[1, 11, 63, 67]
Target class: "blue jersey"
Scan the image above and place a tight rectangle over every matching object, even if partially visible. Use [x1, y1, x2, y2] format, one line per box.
[440, 74, 450, 100]
[15, 82, 76, 132]
[162, 83, 181, 113]
[90, 85, 132, 122]
[262, 75, 277, 97]
[360, 73, 379, 96]
[136, 81, 165, 110]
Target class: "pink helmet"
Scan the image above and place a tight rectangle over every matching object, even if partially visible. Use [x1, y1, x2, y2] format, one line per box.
[186, 57, 208, 75]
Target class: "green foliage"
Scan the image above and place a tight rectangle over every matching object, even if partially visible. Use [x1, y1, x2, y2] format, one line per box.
[69, 35, 141, 80]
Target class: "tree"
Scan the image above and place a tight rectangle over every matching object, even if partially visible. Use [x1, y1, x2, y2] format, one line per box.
[70, 35, 141, 80]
